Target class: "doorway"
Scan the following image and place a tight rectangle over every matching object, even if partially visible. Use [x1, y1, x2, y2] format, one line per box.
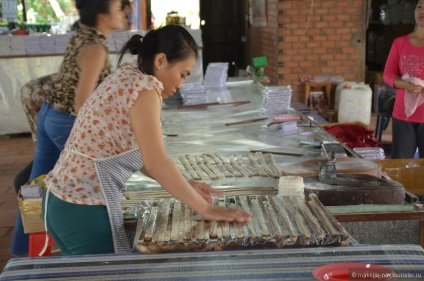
[200, 0, 248, 77]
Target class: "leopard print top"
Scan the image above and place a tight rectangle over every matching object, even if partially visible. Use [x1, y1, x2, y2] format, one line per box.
[45, 23, 112, 115]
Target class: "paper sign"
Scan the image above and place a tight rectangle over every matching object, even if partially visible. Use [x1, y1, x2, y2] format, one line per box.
[2, 0, 18, 22]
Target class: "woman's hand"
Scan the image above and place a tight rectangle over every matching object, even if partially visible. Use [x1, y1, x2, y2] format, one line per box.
[188, 180, 223, 204]
[188, 180, 251, 222]
[198, 204, 251, 223]
[404, 81, 422, 94]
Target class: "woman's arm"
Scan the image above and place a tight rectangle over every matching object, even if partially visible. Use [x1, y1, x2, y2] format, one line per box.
[74, 45, 108, 112]
[383, 39, 401, 88]
[383, 37, 422, 93]
[130, 90, 250, 222]
[393, 78, 422, 93]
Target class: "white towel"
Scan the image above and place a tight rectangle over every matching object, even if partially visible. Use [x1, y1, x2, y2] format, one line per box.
[401, 74, 424, 118]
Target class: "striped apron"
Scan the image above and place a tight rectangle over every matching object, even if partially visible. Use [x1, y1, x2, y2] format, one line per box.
[41, 148, 143, 255]
[93, 148, 143, 253]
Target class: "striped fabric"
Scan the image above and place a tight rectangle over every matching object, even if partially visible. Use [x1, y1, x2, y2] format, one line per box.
[1, 244, 424, 280]
[94, 148, 143, 253]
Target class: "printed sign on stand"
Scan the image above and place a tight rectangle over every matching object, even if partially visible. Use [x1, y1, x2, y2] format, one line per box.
[2, 0, 18, 22]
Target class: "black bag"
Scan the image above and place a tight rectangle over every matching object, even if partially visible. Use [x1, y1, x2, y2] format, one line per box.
[382, 94, 396, 114]
[378, 87, 396, 114]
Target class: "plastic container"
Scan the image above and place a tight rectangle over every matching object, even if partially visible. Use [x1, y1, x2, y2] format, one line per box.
[337, 83, 373, 125]
[334, 82, 359, 111]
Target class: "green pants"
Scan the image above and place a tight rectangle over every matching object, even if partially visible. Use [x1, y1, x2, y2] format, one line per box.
[42, 191, 114, 255]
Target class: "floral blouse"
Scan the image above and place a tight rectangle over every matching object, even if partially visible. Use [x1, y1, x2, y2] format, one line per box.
[44, 62, 164, 205]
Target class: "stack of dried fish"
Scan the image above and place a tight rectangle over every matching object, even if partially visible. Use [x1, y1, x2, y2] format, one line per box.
[134, 194, 351, 253]
[172, 152, 281, 180]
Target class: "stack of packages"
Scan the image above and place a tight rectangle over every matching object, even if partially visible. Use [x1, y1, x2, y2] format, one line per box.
[204, 62, 229, 89]
[21, 184, 43, 199]
[262, 86, 295, 134]
[180, 83, 209, 105]
[261, 86, 292, 115]
[353, 147, 386, 160]
[18, 175, 46, 233]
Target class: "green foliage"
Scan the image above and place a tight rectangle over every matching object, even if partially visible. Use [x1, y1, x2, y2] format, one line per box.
[24, 0, 72, 23]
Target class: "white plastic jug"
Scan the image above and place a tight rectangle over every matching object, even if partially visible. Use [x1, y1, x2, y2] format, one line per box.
[334, 82, 360, 111]
[337, 83, 373, 125]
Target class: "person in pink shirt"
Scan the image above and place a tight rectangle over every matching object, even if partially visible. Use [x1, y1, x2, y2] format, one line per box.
[383, 0, 424, 159]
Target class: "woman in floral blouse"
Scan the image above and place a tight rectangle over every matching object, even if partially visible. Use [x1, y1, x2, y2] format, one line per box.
[42, 25, 251, 255]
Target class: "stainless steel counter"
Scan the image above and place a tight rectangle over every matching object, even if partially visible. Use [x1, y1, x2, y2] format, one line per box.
[161, 80, 336, 156]
[126, 79, 345, 191]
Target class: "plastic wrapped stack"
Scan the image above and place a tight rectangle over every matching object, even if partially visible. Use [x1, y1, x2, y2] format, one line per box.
[204, 63, 229, 89]
[21, 184, 43, 199]
[261, 86, 292, 115]
[278, 175, 305, 198]
[280, 121, 298, 135]
[180, 83, 209, 105]
[353, 147, 386, 160]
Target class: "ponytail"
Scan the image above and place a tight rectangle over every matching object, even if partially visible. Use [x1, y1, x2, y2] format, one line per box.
[117, 34, 143, 64]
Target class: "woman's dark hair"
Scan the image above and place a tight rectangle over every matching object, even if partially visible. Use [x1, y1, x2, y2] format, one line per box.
[75, 0, 114, 27]
[121, 0, 131, 10]
[118, 25, 199, 75]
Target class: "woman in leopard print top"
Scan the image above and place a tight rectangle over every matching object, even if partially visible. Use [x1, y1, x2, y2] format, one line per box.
[44, 23, 113, 115]
[10, 0, 124, 257]
[30, 0, 123, 180]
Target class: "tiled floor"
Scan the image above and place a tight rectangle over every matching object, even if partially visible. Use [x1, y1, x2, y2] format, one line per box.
[0, 115, 392, 271]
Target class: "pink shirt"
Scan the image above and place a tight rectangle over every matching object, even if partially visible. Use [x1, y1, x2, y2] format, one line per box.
[383, 34, 424, 123]
[44, 62, 163, 205]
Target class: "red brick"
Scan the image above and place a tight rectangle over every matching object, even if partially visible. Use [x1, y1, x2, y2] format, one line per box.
[321, 1, 336, 8]
[322, 41, 335, 48]
[352, 1, 364, 7]
[304, 67, 321, 73]
[306, 41, 321, 48]
[299, 61, 313, 67]
[335, 54, 348, 60]
[315, 8, 329, 15]
[306, 28, 321, 35]
[336, 67, 349, 73]
[336, 28, 352, 34]
[314, 35, 328, 41]
[306, 55, 320, 61]
[328, 61, 342, 67]
[314, 48, 328, 55]
[336, 15, 351, 21]
[345, 7, 361, 14]
[285, 61, 299, 68]
[315, 22, 329, 28]
[336, 1, 350, 8]
[321, 67, 336, 73]
[320, 54, 334, 61]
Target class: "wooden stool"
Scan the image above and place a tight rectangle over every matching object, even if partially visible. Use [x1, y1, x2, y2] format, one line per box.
[28, 232, 56, 257]
[304, 82, 332, 110]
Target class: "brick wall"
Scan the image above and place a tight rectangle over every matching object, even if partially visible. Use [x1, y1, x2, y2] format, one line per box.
[246, 0, 279, 84]
[247, 0, 367, 103]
